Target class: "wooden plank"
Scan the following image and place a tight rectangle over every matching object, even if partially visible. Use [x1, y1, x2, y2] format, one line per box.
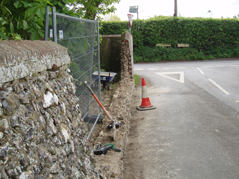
[156, 43, 171, 47]
[177, 44, 189, 48]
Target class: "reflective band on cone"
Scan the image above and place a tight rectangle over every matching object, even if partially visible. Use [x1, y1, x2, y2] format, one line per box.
[136, 78, 156, 111]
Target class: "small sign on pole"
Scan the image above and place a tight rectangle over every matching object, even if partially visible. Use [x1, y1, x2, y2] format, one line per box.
[127, 14, 133, 34]
[129, 6, 138, 13]
[127, 14, 133, 28]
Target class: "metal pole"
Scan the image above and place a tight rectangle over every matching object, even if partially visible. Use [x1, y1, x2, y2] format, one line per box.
[44, 6, 49, 41]
[52, 7, 57, 43]
[137, 6, 139, 19]
[97, 19, 102, 108]
[86, 19, 102, 140]
[174, 0, 178, 17]
[87, 22, 96, 113]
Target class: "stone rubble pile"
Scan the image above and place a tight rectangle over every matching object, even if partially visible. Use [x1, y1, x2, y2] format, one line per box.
[93, 31, 135, 179]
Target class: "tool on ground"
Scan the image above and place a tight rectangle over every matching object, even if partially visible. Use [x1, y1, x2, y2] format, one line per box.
[104, 143, 121, 152]
[94, 144, 112, 155]
[107, 121, 122, 129]
[136, 77, 156, 111]
[94, 143, 121, 155]
[84, 81, 116, 140]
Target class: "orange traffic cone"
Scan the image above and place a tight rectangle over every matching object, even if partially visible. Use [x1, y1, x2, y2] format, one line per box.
[136, 78, 156, 111]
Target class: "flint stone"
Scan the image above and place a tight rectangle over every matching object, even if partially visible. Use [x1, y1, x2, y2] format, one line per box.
[61, 126, 70, 143]
[64, 143, 72, 155]
[26, 104, 34, 112]
[38, 116, 46, 126]
[0, 108, 3, 117]
[24, 128, 34, 141]
[19, 92, 30, 104]
[33, 165, 40, 177]
[70, 96, 79, 105]
[19, 171, 34, 179]
[12, 95, 20, 108]
[43, 91, 54, 108]
[71, 167, 81, 178]
[60, 102, 66, 115]
[13, 84, 21, 94]
[5, 87, 13, 95]
[0, 132, 3, 139]
[45, 82, 53, 92]
[38, 74, 46, 82]
[0, 91, 7, 99]
[0, 143, 8, 161]
[0, 119, 9, 132]
[83, 157, 92, 175]
[2, 99, 14, 115]
[42, 111, 50, 121]
[48, 118, 57, 134]
[46, 126, 53, 136]
[37, 174, 44, 179]
[10, 116, 21, 128]
[50, 163, 59, 174]
[32, 84, 41, 98]
[1, 167, 8, 179]
[49, 72, 57, 79]
[20, 155, 28, 168]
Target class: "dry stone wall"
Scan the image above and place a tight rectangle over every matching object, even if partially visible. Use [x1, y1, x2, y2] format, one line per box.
[0, 40, 108, 179]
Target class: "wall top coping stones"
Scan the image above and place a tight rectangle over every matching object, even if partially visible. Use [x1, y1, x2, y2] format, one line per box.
[102, 35, 121, 38]
[0, 40, 71, 86]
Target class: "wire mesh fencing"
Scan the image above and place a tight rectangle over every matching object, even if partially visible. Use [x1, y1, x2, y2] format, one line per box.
[44, 7, 102, 140]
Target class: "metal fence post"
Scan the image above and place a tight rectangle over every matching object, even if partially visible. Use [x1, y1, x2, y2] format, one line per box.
[52, 7, 57, 43]
[97, 19, 102, 108]
[87, 22, 96, 114]
[47, 9, 102, 141]
[44, 6, 49, 41]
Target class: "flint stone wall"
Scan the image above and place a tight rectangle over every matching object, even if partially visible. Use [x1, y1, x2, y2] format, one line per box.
[0, 40, 107, 179]
[121, 31, 134, 78]
[94, 31, 135, 178]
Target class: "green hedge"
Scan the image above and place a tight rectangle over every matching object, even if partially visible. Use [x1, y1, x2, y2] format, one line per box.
[100, 17, 239, 61]
[134, 46, 239, 62]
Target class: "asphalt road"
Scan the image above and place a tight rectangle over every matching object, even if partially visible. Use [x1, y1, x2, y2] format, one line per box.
[123, 60, 239, 179]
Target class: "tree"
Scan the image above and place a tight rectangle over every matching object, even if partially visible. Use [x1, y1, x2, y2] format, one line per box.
[103, 13, 121, 21]
[0, 0, 78, 40]
[70, 0, 120, 20]
[233, 14, 239, 18]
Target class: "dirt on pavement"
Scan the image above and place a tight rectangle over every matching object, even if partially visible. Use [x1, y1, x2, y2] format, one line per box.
[122, 86, 147, 179]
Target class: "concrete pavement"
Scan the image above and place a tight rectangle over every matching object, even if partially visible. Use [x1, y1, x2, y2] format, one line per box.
[123, 60, 239, 179]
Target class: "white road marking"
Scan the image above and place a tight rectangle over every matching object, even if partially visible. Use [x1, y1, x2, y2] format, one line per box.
[208, 79, 230, 95]
[229, 65, 239, 67]
[148, 68, 159, 70]
[176, 67, 186, 69]
[196, 67, 204, 75]
[162, 68, 175, 69]
[203, 66, 213, 67]
[236, 101, 239, 103]
[155, 72, 184, 84]
[134, 68, 145, 71]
